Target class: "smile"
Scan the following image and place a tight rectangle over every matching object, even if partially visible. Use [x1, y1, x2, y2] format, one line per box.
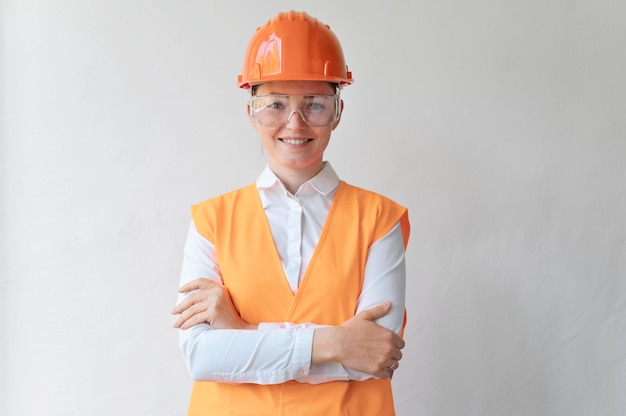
[280, 138, 312, 145]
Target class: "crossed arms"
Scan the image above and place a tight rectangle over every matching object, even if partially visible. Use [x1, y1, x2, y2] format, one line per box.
[172, 221, 406, 384]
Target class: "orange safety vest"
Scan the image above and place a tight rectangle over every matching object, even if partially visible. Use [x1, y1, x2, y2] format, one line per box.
[189, 181, 410, 416]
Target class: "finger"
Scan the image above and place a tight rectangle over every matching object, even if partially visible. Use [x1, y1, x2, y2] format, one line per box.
[178, 278, 203, 293]
[373, 368, 391, 380]
[171, 292, 202, 314]
[180, 311, 211, 330]
[355, 301, 392, 322]
[173, 311, 189, 328]
[178, 278, 220, 293]
[385, 359, 396, 371]
[394, 334, 406, 349]
[172, 298, 193, 315]
[173, 315, 185, 328]
[173, 300, 204, 328]
[175, 303, 210, 329]
[173, 304, 194, 328]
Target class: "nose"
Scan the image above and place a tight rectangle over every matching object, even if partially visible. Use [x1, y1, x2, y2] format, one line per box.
[285, 109, 307, 130]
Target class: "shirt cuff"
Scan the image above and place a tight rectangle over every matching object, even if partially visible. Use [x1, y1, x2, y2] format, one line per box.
[292, 328, 315, 377]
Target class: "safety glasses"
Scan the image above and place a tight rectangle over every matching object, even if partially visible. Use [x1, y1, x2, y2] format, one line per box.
[250, 94, 340, 127]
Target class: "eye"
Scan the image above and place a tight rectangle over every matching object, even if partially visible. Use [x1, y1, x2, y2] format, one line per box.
[266, 100, 286, 110]
[266, 95, 289, 110]
[306, 102, 325, 112]
[254, 95, 288, 111]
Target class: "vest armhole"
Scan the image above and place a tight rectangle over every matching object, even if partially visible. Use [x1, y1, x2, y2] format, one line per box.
[191, 202, 215, 243]
[372, 206, 410, 250]
[399, 210, 410, 250]
[340, 182, 410, 250]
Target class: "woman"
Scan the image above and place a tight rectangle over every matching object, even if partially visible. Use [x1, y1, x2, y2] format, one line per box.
[173, 10, 410, 415]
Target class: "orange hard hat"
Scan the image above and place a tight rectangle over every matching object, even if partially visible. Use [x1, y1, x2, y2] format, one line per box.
[237, 11, 353, 89]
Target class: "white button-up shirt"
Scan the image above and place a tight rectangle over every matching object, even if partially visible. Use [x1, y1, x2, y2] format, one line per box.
[178, 162, 406, 384]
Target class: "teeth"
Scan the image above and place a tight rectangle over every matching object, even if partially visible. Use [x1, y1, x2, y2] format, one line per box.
[282, 138, 308, 145]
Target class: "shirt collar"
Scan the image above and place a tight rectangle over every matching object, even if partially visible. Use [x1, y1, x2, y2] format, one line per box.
[256, 162, 340, 196]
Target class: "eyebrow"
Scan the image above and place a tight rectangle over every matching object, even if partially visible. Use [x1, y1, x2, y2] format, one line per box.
[267, 92, 327, 95]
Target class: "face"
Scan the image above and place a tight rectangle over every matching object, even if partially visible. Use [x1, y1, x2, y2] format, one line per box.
[249, 81, 342, 179]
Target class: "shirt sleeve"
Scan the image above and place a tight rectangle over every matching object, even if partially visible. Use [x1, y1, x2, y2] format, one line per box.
[177, 221, 406, 384]
[344, 221, 406, 380]
[355, 221, 406, 335]
[178, 222, 314, 384]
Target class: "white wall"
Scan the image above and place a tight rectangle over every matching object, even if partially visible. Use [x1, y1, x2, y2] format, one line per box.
[1, 0, 625, 415]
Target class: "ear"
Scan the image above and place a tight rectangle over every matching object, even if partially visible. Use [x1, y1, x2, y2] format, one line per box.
[331, 99, 344, 131]
[247, 102, 256, 128]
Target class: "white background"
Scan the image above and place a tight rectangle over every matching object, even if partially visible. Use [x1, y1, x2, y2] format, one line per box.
[1, 1, 625, 415]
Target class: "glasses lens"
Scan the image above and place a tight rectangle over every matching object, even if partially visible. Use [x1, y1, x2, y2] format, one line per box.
[251, 94, 338, 127]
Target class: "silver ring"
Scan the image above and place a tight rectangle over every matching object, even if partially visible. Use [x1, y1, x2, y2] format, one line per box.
[390, 360, 399, 370]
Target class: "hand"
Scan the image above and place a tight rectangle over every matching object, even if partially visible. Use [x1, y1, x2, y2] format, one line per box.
[312, 302, 405, 379]
[172, 278, 253, 330]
